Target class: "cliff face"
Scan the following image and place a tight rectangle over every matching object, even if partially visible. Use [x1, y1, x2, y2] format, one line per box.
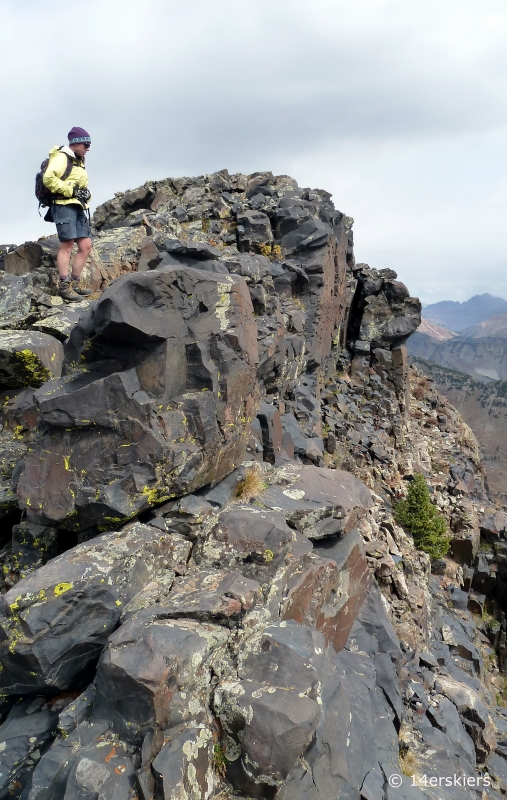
[0, 171, 506, 799]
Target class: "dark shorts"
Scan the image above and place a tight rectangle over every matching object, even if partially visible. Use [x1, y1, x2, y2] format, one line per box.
[53, 203, 91, 242]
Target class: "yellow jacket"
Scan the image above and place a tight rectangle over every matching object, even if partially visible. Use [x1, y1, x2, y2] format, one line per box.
[42, 146, 91, 207]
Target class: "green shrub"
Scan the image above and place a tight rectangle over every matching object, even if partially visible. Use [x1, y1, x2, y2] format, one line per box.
[394, 473, 450, 560]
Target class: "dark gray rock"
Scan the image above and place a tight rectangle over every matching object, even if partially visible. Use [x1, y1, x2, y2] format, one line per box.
[28, 721, 109, 800]
[4, 242, 43, 276]
[63, 740, 136, 800]
[0, 330, 63, 388]
[0, 272, 32, 329]
[225, 252, 273, 283]
[0, 697, 59, 798]
[11, 521, 59, 577]
[259, 465, 373, 539]
[93, 617, 228, 744]
[32, 304, 87, 343]
[450, 587, 469, 611]
[487, 752, 507, 794]
[238, 621, 327, 698]
[0, 523, 177, 693]
[218, 679, 321, 793]
[237, 210, 274, 253]
[426, 696, 476, 762]
[57, 685, 96, 735]
[152, 725, 214, 800]
[17, 267, 260, 531]
[200, 505, 297, 580]
[435, 673, 496, 762]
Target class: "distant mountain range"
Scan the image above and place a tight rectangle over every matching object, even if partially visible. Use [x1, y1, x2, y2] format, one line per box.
[423, 293, 507, 331]
[407, 295, 507, 382]
[409, 295, 507, 498]
[407, 332, 507, 381]
[460, 313, 507, 339]
[417, 318, 457, 341]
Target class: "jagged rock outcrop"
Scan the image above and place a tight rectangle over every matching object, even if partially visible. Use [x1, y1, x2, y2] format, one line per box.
[2, 169, 507, 799]
[17, 267, 259, 532]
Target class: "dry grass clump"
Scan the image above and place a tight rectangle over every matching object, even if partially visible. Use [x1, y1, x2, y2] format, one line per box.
[323, 450, 343, 469]
[413, 377, 431, 400]
[235, 465, 267, 502]
[399, 748, 418, 777]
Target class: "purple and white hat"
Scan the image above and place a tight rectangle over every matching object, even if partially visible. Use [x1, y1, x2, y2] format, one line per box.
[68, 126, 91, 144]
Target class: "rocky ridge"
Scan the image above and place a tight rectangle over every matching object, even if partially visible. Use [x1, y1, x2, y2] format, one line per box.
[409, 357, 507, 502]
[0, 170, 506, 798]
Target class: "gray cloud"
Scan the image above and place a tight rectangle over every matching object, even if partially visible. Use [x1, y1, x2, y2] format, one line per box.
[2, 0, 507, 301]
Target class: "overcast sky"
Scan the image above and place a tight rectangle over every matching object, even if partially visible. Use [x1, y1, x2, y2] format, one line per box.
[2, 0, 507, 303]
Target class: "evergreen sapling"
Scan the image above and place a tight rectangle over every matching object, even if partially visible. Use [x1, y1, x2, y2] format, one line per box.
[394, 473, 450, 560]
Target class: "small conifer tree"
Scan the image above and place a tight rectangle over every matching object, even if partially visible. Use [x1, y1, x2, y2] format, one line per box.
[394, 473, 450, 560]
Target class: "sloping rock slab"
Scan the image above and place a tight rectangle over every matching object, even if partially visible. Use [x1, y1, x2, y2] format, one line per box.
[32, 304, 86, 342]
[277, 584, 405, 800]
[280, 534, 371, 652]
[199, 506, 297, 579]
[126, 569, 261, 626]
[0, 523, 177, 694]
[238, 620, 327, 698]
[30, 722, 135, 800]
[259, 465, 373, 538]
[435, 674, 496, 762]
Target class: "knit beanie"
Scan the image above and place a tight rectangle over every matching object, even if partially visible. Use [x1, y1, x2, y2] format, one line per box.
[68, 126, 91, 144]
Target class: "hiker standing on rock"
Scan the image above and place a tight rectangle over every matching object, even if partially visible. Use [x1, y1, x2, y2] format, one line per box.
[42, 127, 93, 302]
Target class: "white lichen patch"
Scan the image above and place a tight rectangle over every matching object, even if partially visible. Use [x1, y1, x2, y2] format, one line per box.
[283, 489, 306, 500]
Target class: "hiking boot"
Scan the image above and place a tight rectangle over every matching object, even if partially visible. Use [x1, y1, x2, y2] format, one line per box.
[70, 279, 92, 297]
[59, 281, 81, 302]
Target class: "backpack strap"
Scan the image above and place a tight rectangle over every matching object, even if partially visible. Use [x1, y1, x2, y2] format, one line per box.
[57, 146, 77, 181]
[46, 148, 81, 208]
[62, 155, 74, 181]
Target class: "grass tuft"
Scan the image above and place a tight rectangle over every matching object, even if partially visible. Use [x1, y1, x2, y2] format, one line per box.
[235, 465, 267, 502]
[399, 748, 418, 777]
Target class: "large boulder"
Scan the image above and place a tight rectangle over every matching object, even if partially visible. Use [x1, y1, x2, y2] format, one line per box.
[0, 522, 183, 694]
[217, 679, 321, 793]
[237, 210, 274, 253]
[3, 241, 43, 276]
[152, 725, 215, 800]
[16, 266, 260, 532]
[0, 272, 32, 329]
[349, 265, 421, 349]
[258, 465, 374, 538]
[0, 330, 63, 388]
[92, 616, 228, 744]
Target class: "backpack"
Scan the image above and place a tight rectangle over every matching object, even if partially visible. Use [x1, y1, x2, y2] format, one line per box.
[35, 148, 74, 212]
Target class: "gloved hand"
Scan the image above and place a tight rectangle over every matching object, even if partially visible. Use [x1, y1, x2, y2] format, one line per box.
[73, 186, 91, 204]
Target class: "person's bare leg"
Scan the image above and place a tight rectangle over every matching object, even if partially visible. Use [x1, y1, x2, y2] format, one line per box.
[70, 237, 92, 280]
[56, 240, 75, 279]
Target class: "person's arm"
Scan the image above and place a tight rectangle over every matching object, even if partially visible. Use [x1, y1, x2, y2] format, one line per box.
[42, 153, 74, 197]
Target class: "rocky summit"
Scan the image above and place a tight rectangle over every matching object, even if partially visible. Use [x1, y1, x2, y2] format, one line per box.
[0, 170, 507, 799]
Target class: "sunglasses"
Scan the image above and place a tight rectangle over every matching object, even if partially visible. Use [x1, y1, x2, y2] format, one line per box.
[84, 143, 91, 149]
